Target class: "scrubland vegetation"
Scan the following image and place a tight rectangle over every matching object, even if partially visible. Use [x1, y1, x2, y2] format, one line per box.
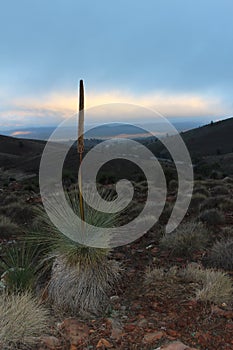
[0, 160, 233, 349]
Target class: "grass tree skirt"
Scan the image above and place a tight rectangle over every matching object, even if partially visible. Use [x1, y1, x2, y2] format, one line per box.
[48, 255, 121, 316]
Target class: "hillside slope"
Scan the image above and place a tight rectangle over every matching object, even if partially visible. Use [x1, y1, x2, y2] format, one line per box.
[181, 117, 233, 156]
[0, 135, 45, 172]
[148, 117, 233, 158]
[0, 117, 232, 174]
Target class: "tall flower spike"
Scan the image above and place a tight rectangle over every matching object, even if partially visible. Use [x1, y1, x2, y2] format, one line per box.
[78, 79, 85, 222]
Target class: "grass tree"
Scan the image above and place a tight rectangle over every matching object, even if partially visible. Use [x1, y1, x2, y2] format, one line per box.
[28, 81, 122, 315]
[30, 190, 121, 316]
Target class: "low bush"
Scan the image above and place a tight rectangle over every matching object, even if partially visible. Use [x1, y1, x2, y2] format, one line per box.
[0, 216, 20, 239]
[193, 186, 210, 197]
[199, 209, 225, 226]
[189, 193, 207, 212]
[159, 202, 174, 225]
[144, 266, 179, 286]
[208, 238, 233, 270]
[169, 179, 178, 192]
[0, 193, 19, 206]
[220, 198, 233, 211]
[0, 202, 35, 225]
[211, 185, 229, 196]
[220, 227, 233, 239]
[159, 222, 209, 257]
[200, 196, 224, 211]
[222, 176, 233, 185]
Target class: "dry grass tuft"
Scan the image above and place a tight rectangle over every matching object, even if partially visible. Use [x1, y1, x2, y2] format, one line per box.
[159, 222, 209, 257]
[182, 264, 233, 304]
[0, 292, 48, 349]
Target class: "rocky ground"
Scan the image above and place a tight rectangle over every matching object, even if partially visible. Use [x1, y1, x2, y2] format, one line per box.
[37, 226, 233, 350]
[0, 178, 233, 350]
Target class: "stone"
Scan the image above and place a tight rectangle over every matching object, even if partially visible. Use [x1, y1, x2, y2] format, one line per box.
[143, 331, 164, 343]
[40, 336, 61, 349]
[59, 318, 89, 345]
[160, 341, 198, 350]
[96, 338, 113, 348]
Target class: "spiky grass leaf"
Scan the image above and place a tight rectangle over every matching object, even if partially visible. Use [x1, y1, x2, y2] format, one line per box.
[0, 243, 41, 292]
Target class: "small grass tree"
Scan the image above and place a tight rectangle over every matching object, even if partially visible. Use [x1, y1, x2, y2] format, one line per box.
[31, 190, 121, 316]
[33, 80, 120, 315]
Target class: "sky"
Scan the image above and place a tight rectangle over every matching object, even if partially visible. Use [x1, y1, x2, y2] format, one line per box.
[0, 0, 233, 130]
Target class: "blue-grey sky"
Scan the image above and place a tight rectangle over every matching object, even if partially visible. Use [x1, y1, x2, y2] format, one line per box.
[0, 0, 233, 129]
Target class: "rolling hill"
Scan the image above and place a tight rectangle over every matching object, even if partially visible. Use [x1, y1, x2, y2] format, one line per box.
[0, 117, 232, 176]
[148, 117, 233, 159]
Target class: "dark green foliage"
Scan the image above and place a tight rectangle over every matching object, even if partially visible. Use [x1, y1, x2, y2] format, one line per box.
[159, 222, 209, 258]
[189, 193, 207, 212]
[0, 202, 35, 225]
[199, 209, 225, 226]
[208, 238, 233, 270]
[0, 243, 41, 292]
[0, 216, 21, 239]
[211, 185, 229, 196]
[200, 196, 225, 211]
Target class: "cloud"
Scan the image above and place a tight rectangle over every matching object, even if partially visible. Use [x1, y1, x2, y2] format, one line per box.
[0, 0, 233, 130]
[11, 131, 32, 136]
[0, 89, 232, 129]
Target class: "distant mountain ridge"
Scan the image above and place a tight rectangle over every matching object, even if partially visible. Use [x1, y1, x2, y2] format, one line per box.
[2, 120, 208, 141]
[0, 117, 232, 174]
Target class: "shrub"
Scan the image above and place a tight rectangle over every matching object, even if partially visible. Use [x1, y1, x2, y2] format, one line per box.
[199, 209, 225, 226]
[120, 201, 144, 224]
[193, 186, 210, 197]
[144, 267, 165, 285]
[0, 193, 19, 206]
[0, 216, 20, 239]
[182, 264, 232, 304]
[220, 198, 233, 211]
[144, 266, 179, 287]
[200, 196, 224, 211]
[189, 193, 207, 212]
[222, 176, 233, 185]
[0, 292, 48, 348]
[159, 222, 209, 257]
[0, 202, 35, 225]
[169, 179, 178, 192]
[97, 172, 116, 185]
[159, 202, 174, 225]
[211, 185, 229, 196]
[220, 227, 233, 239]
[208, 238, 233, 270]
